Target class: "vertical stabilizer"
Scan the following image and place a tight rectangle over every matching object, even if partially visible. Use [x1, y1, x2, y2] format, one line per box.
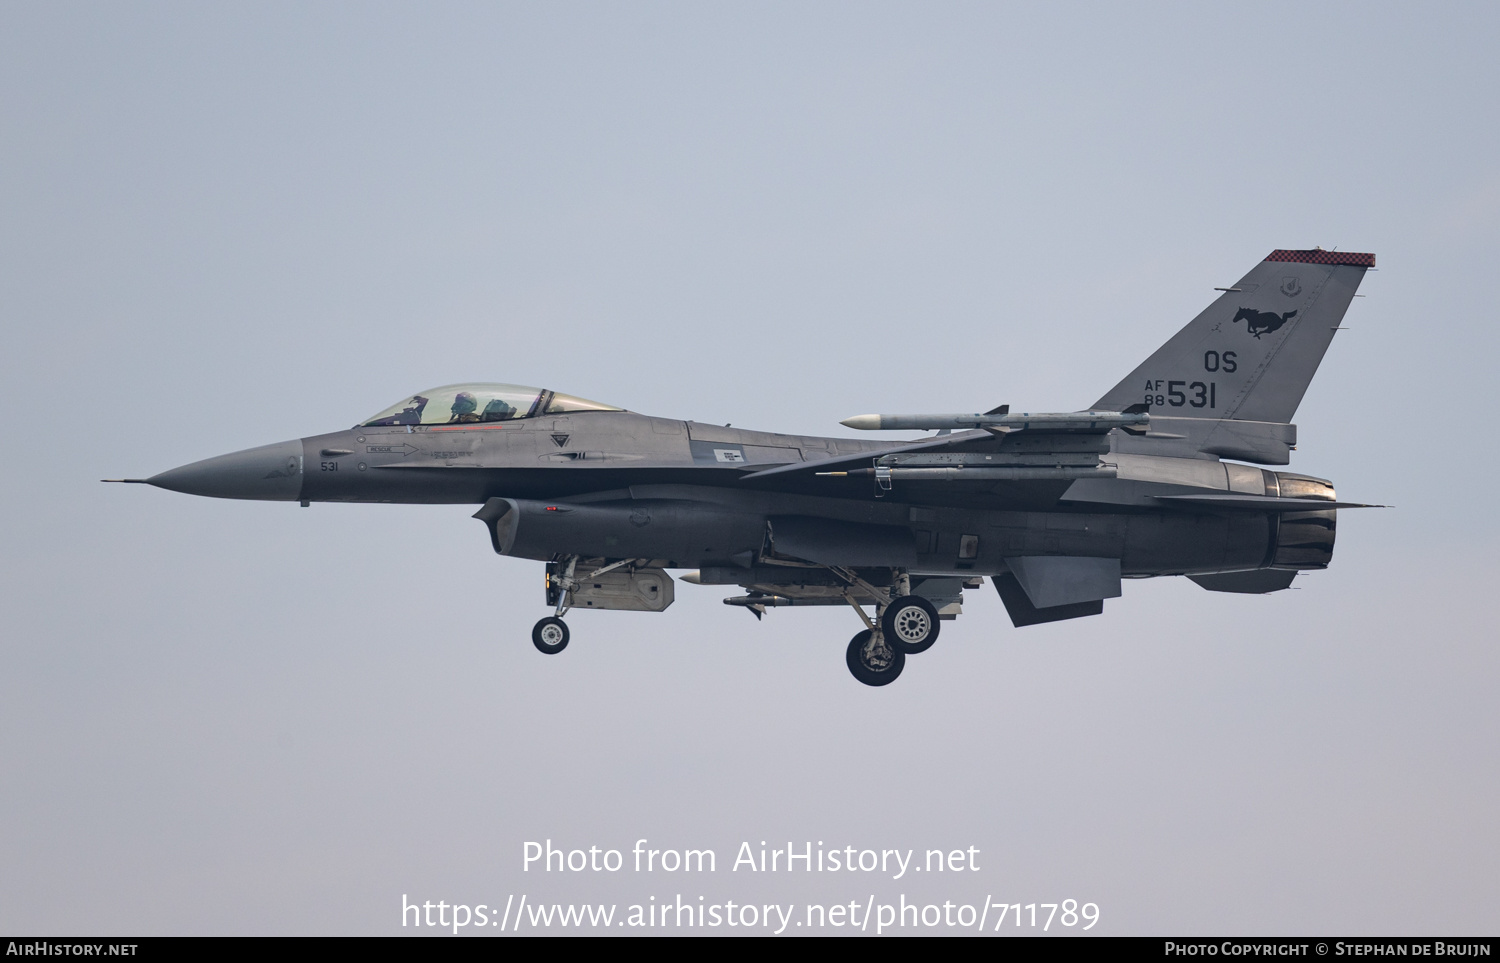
[1093, 250, 1372, 424]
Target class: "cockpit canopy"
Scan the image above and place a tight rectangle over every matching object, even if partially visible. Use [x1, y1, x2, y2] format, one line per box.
[359, 383, 624, 427]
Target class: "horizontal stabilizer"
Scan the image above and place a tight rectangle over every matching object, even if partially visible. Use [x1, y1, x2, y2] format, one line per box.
[1004, 555, 1121, 609]
[1152, 494, 1385, 511]
[1114, 416, 1297, 465]
[993, 574, 1103, 627]
[1189, 570, 1297, 594]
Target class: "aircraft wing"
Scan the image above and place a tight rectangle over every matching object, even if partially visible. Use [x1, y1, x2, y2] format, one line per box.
[737, 431, 994, 481]
[741, 415, 1130, 489]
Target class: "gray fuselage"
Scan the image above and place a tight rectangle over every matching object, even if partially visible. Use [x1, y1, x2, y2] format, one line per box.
[149, 410, 1334, 581]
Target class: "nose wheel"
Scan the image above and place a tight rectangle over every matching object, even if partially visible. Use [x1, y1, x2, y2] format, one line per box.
[532, 616, 570, 654]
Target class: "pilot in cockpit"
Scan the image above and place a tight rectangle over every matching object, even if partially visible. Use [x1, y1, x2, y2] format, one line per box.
[480, 398, 517, 422]
[449, 391, 482, 423]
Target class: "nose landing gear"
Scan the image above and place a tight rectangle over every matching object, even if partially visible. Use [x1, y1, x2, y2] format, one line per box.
[533, 555, 578, 655]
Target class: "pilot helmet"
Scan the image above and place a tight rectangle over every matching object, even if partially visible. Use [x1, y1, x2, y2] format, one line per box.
[451, 391, 478, 416]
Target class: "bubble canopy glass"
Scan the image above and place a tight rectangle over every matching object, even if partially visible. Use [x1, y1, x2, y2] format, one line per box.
[359, 384, 623, 427]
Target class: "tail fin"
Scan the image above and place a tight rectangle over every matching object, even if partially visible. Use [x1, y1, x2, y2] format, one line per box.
[1093, 249, 1373, 423]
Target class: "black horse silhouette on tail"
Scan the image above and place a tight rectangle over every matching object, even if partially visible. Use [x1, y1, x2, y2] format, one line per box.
[1233, 307, 1298, 339]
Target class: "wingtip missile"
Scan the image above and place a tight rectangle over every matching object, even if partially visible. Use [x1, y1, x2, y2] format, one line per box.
[839, 410, 1149, 432]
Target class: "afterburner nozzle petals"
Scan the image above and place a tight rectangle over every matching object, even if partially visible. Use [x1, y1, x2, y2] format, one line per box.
[840, 414, 883, 430]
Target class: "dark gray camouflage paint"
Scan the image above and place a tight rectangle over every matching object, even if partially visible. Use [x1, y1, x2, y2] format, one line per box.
[139, 249, 1367, 624]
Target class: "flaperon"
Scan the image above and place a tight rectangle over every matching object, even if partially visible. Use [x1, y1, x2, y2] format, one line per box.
[108, 248, 1383, 686]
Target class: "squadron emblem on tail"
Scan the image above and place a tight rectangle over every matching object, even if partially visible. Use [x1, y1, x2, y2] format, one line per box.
[1233, 307, 1298, 339]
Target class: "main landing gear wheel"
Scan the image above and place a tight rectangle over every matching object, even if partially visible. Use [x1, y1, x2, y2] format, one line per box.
[845, 629, 905, 687]
[881, 595, 940, 654]
[532, 617, 570, 654]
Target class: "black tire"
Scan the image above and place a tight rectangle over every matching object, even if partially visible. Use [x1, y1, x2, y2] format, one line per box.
[881, 595, 940, 654]
[532, 616, 570, 654]
[845, 629, 905, 687]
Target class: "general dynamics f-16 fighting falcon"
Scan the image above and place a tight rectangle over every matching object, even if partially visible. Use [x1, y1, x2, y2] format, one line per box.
[109, 248, 1383, 686]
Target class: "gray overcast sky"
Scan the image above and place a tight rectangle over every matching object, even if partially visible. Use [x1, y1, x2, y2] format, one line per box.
[2, 1, 1496, 935]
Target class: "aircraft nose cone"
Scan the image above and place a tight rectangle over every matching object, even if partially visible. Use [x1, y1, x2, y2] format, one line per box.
[147, 439, 305, 501]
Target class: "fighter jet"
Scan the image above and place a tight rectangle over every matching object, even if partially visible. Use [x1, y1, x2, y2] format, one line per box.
[108, 248, 1383, 686]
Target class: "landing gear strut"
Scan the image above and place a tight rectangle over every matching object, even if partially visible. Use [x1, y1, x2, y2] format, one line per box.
[534, 556, 578, 655]
[823, 567, 934, 686]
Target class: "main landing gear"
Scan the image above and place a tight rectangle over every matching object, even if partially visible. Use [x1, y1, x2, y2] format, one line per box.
[882, 594, 940, 654]
[846, 629, 904, 686]
[831, 568, 940, 687]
